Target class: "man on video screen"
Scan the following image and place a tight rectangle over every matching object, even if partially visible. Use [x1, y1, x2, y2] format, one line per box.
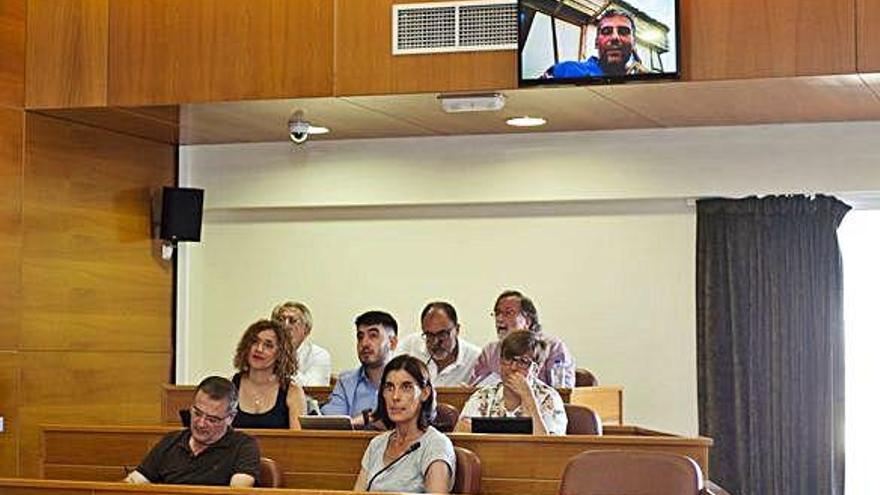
[545, 9, 647, 78]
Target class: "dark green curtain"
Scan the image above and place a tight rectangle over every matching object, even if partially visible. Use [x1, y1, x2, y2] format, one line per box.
[697, 195, 849, 495]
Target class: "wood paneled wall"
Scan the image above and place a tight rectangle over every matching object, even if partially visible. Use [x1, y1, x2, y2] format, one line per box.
[0, 108, 23, 478]
[0, 111, 176, 477]
[335, 0, 516, 96]
[0, 1, 26, 106]
[857, 0, 880, 72]
[25, 0, 109, 109]
[15, 0, 877, 107]
[682, 0, 855, 80]
[108, 0, 333, 106]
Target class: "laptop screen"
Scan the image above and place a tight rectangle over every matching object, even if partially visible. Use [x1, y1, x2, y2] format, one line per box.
[471, 416, 533, 434]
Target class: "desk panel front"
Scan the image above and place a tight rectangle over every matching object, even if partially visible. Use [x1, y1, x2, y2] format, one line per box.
[42, 425, 710, 495]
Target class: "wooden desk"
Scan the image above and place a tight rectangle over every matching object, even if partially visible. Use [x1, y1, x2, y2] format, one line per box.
[41, 425, 711, 495]
[161, 384, 624, 425]
[0, 478, 388, 495]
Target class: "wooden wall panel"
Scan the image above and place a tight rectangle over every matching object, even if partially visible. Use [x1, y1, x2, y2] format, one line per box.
[12, 113, 176, 477]
[108, 0, 333, 106]
[0, 1, 25, 107]
[335, 0, 516, 96]
[0, 353, 20, 477]
[18, 352, 171, 477]
[25, 0, 109, 109]
[22, 113, 174, 352]
[857, 0, 880, 72]
[682, 0, 855, 80]
[0, 108, 22, 351]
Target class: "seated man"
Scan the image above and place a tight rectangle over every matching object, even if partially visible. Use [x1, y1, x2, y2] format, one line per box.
[125, 376, 260, 486]
[395, 301, 481, 386]
[272, 301, 332, 386]
[321, 310, 398, 428]
[471, 290, 576, 387]
[545, 9, 648, 78]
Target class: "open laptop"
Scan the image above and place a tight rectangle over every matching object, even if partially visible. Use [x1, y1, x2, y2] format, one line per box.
[298, 415, 354, 431]
[471, 416, 533, 434]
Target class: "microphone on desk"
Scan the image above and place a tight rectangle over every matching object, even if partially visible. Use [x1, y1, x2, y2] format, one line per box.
[365, 441, 422, 491]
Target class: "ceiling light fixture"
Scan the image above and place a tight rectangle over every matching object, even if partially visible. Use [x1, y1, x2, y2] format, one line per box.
[505, 116, 547, 127]
[439, 93, 506, 113]
[307, 125, 330, 135]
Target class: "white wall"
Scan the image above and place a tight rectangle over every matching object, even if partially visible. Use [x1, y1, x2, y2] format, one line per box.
[179, 121, 880, 436]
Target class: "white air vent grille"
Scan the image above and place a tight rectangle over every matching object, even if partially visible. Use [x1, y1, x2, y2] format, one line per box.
[393, 1, 517, 55]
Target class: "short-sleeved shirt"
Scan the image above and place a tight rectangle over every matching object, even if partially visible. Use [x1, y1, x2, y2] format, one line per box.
[321, 366, 379, 416]
[293, 340, 332, 386]
[460, 380, 568, 435]
[394, 334, 481, 387]
[361, 426, 456, 493]
[135, 429, 261, 485]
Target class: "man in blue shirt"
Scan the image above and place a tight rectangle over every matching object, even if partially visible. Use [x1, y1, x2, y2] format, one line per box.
[547, 9, 647, 78]
[321, 310, 398, 428]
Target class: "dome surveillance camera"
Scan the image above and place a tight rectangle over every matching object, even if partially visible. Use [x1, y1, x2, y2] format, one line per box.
[288, 118, 310, 144]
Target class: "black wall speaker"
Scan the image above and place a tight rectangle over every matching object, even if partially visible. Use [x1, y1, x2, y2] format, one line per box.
[160, 187, 204, 242]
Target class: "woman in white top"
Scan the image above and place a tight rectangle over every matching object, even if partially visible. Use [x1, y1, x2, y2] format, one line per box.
[455, 330, 567, 435]
[354, 355, 456, 493]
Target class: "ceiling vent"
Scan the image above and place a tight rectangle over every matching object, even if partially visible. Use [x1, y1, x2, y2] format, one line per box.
[392, 0, 517, 55]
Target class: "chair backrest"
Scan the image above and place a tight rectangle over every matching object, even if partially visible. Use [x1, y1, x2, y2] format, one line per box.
[452, 446, 482, 494]
[433, 402, 460, 433]
[559, 450, 703, 495]
[258, 457, 282, 488]
[574, 368, 598, 387]
[564, 404, 602, 435]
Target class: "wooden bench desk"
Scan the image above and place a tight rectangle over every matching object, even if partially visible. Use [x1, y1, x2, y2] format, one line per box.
[41, 425, 710, 495]
[161, 384, 624, 425]
[0, 478, 390, 495]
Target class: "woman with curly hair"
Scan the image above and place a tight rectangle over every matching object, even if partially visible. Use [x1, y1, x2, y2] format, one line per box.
[231, 319, 306, 429]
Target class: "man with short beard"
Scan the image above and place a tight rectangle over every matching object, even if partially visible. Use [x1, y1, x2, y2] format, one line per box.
[545, 9, 648, 78]
[395, 301, 481, 386]
[322, 310, 398, 428]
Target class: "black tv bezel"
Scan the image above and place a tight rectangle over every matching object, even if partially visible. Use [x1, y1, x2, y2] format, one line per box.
[517, 0, 682, 87]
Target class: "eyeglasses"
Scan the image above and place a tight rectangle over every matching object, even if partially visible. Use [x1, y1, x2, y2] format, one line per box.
[599, 26, 632, 36]
[276, 315, 303, 326]
[421, 327, 454, 342]
[501, 356, 535, 370]
[491, 309, 520, 319]
[190, 405, 231, 426]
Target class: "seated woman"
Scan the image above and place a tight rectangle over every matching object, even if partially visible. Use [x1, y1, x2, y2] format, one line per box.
[231, 319, 306, 429]
[455, 330, 567, 435]
[353, 355, 456, 493]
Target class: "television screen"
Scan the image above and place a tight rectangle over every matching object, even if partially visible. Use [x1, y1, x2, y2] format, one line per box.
[518, 0, 679, 85]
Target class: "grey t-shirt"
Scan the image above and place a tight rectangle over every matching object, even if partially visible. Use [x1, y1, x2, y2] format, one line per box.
[361, 426, 456, 493]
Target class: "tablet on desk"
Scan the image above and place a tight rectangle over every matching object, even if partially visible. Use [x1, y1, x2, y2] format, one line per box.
[299, 415, 354, 431]
[471, 416, 533, 434]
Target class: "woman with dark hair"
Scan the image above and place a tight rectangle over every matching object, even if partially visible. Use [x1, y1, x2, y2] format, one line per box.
[353, 355, 456, 493]
[456, 330, 567, 435]
[231, 319, 306, 429]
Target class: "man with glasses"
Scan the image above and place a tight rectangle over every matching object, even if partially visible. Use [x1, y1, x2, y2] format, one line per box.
[272, 301, 332, 386]
[471, 290, 576, 388]
[456, 330, 567, 435]
[395, 301, 481, 386]
[545, 9, 648, 78]
[125, 376, 260, 486]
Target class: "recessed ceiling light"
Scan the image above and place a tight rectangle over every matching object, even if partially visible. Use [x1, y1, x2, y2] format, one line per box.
[307, 125, 330, 135]
[505, 116, 547, 127]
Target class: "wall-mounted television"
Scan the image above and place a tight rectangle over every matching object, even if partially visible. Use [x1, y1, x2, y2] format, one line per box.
[518, 0, 680, 86]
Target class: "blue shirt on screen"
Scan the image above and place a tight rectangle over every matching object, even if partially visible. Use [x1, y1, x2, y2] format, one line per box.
[550, 57, 604, 78]
[320, 366, 379, 416]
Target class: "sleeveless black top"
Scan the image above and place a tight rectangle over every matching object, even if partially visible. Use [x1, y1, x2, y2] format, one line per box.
[231, 372, 290, 429]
